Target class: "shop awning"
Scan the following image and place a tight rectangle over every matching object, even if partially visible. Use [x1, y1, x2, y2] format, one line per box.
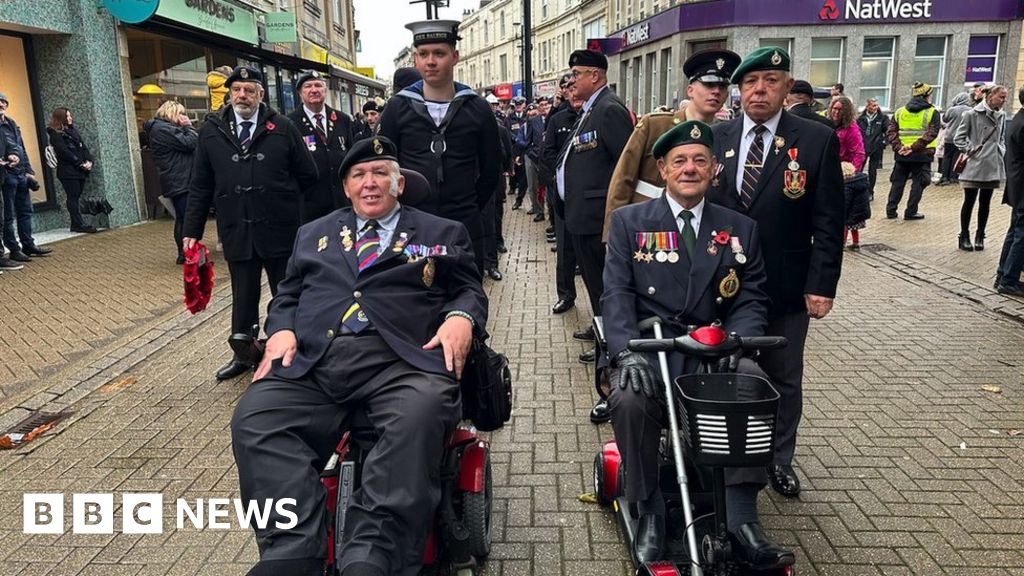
[330, 65, 387, 90]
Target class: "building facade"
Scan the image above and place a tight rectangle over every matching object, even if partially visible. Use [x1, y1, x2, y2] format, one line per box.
[606, 0, 1024, 115]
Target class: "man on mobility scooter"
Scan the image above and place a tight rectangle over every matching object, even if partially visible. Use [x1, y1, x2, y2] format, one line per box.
[231, 136, 488, 576]
[602, 120, 794, 569]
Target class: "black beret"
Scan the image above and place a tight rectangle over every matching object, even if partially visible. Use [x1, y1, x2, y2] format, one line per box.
[295, 70, 327, 90]
[392, 67, 422, 93]
[559, 73, 573, 88]
[406, 20, 461, 47]
[652, 120, 714, 159]
[225, 66, 264, 88]
[362, 100, 380, 113]
[684, 49, 741, 85]
[569, 49, 607, 71]
[338, 136, 398, 179]
[731, 47, 791, 84]
[790, 80, 814, 97]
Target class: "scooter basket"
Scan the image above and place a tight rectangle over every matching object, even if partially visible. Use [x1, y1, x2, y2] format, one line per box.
[674, 373, 780, 468]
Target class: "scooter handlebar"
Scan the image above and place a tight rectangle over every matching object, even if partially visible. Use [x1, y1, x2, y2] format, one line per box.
[737, 336, 788, 351]
[626, 334, 788, 357]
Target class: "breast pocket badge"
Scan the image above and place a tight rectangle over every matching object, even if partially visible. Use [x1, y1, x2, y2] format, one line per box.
[782, 148, 806, 199]
[719, 268, 740, 299]
[574, 130, 598, 152]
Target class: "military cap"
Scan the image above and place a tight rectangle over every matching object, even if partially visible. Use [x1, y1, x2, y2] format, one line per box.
[406, 20, 461, 47]
[512, 96, 526, 105]
[295, 70, 327, 90]
[652, 120, 714, 159]
[790, 80, 815, 97]
[339, 136, 398, 178]
[526, 103, 537, 111]
[362, 100, 380, 113]
[730, 47, 791, 84]
[225, 66, 264, 88]
[558, 73, 573, 88]
[485, 93, 499, 105]
[569, 49, 608, 71]
[912, 82, 933, 97]
[392, 67, 422, 93]
[684, 49, 741, 85]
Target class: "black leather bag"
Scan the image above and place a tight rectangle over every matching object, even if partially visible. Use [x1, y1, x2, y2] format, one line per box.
[460, 339, 512, 432]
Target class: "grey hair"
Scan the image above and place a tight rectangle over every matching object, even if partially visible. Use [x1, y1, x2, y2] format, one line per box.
[387, 160, 402, 197]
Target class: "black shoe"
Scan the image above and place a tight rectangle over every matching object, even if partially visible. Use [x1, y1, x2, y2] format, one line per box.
[632, 513, 665, 563]
[574, 265, 582, 276]
[23, 245, 52, 256]
[551, 245, 557, 252]
[732, 522, 795, 570]
[533, 213, 545, 222]
[8, 251, 31, 262]
[767, 464, 801, 497]
[496, 242, 508, 254]
[228, 330, 265, 366]
[546, 234, 556, 243]
[486, 267, 503, 281]
[0, 257, 24, 270]
[176, 254, 186, 265]
[573, 326, 595, 341]
[959, 234, 974, 251]
[511, 201, 522, 210]
[589, 398, 610, 424]
[526, 207, 539, 215]
[904, 212, 925, 220]
[997, 283, 1024, 296]
[216, 357, 253, 380]
[846, 243, 860, 251]
[579, 348, 596, 364]
[552, 299, 575, 314]
[545, 226, 554, 234]
[886, 212, 897, 219]
[994, 275, 1003, 289]
[71, 225, 98, 233]
[974, 232, 985, 251]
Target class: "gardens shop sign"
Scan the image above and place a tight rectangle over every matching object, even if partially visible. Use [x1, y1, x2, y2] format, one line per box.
[156, 0, 259, 45]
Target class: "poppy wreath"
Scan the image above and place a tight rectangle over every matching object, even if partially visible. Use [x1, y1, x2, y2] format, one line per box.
[183, 242, 215, 314]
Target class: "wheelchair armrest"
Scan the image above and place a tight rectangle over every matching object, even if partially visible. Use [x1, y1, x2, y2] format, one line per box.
[593, 316, 607, 347]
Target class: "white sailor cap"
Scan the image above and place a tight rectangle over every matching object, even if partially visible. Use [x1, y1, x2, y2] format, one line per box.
[406, 20, 461, 47]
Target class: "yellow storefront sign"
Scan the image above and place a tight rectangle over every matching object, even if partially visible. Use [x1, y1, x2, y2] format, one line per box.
[302, 41, 328, 64]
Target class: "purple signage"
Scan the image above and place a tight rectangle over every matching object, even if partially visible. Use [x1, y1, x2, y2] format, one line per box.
[609, 0, 1024, 54]
[965, 57, 997, 83]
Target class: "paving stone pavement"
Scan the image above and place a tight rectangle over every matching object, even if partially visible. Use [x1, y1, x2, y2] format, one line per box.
[0, 191, 1023, 576]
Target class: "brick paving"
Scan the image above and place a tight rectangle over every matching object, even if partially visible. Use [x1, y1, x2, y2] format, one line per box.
[0, 189, 1023, 575]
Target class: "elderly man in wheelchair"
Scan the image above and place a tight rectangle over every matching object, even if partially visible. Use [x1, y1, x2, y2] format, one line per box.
[601, 121, 794, 570]
[231, 136, 488, 576]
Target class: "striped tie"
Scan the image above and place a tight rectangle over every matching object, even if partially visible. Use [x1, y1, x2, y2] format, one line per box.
[739, 125, 767, 210]
[355, 221, 380, 272]
[238, 121, 253, 151]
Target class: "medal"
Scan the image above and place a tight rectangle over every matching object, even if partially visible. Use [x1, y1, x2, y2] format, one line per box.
[393, 232, 409, 253]
[667, 251, 680, 263]
[423, 258, 435, 287]
[719, 268, 740, 298]
[317, 236, 328, 252]
[634, 250, 645, 262]
[341, 226, 353, 251]
[773, 135, 786, 155]
[735, 253, 747, 264]
[655, 251, 667, 262]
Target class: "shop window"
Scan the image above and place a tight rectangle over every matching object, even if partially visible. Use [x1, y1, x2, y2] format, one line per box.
[659, 47, 671, 107]
[914, 36, 947, 107]
[966, 36, 1000, 86]
[810, 38, 844, 89]
[583, 18, 605, 43]
[500, 55, 508, 81]
[543, 0, 549, 20]
[860, 37, 895, 110]
[646, 52, 657, 113]
[0, 33, 49, 205]
[688, 39, 726, 58]
[759, 38, 793, 55]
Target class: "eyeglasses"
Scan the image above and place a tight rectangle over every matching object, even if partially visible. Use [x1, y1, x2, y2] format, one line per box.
[570, 69, 596, 79]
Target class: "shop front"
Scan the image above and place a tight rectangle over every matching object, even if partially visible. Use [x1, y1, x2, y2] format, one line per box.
[606, 0, 1024, 114]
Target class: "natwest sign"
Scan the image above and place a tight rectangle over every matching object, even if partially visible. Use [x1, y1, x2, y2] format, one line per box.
[622, 23, 651, 48]
[822, 0, 934, 21]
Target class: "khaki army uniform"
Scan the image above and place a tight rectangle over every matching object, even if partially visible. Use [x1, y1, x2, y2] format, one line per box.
[602, 107, 691, 241]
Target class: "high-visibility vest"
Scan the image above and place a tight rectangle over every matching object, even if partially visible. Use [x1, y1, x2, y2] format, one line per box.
[893, 106, 937, 148]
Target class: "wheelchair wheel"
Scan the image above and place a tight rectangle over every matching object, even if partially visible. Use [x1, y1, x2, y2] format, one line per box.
[593, 453, 610, 506]
[463, 450, 492, 559]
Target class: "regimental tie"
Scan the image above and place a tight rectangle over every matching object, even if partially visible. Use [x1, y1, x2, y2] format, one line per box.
[341, 221, 380, 334]
[314, 113, 327, 143]
[679, 210, 696, 260]
[740, 125, 767, 210]
[238, 121, 253, 151]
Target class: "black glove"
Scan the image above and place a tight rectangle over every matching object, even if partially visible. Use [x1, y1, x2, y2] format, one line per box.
[614, 350, 660, 398]
[715, 352, 743, 374]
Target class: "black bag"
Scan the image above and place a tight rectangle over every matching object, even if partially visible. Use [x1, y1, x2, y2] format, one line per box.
[460, 339, 512, 432]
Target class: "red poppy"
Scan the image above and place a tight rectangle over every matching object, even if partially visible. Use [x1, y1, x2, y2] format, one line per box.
[714, 231, 730, 245]
[183, 243, 215, 314]
[265, 121, 276, 131]
[330, 111, 337, 122]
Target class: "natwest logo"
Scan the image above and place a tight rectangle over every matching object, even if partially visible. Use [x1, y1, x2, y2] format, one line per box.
[622, 23, 650, 48]
[820, 0, 934, 21]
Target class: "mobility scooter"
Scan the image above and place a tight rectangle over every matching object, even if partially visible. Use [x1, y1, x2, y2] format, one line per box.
[594, 317, 796, 576]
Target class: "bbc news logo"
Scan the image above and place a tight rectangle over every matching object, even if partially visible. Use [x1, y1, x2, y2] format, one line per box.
[23, 494, 298, 534]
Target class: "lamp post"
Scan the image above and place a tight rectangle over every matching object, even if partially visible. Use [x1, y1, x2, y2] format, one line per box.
[522, 0, 532, 102]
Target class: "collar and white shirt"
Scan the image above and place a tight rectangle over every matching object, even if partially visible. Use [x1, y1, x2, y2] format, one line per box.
[233, 109, 259, 139]
[556, 85, 608, 199]
[734, 109, 783, 196]
[355, 203, 402, 254]
[664, 194, 705, 237]
[304, 105, 329, 132]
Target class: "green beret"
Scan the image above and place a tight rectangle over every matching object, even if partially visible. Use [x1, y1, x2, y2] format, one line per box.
[652, 120, 714, 159]
[730, 47, 791, 84]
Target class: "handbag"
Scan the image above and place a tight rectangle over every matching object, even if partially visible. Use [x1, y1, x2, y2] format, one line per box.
[459, 339, 512, 432]
[44, 136, 58, 169]
[955, 119, 999, 174]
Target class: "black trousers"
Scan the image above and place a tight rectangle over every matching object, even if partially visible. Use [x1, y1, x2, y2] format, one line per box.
[886, 161, 931, 217]
[608, 357, 768, 503]
[227, 255, 289, 336]
[865, 150, 883, 196]
[481, 195, 498, 270]
[552, 196, 577, 303]
[232, 334, 460, 576]
[570, 232, 604, 316]
[939, 143, 961, 183]
[57, 177, 86, 228]
[758, 312, 810, 466]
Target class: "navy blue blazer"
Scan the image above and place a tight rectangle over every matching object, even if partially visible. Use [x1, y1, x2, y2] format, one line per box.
[602, 195, 769, 376]
[265, 205, 488, 379]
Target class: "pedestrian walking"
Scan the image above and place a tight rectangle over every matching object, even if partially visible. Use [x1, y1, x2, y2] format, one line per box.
[995, 87, 1024, 295]
[182, 65, 318, 381]
[288, 70, 354, 223]
[507, 97, 529, 210]
[144, 100, 197, 264]
[0, 93, 51, 262]
[524, 103, 546, 222]
[707, 47, 845, 498]
[786, 80, 835, 130]
[829, 96, 865, 172]
[377, 20, 500, 274]
[603, 49, 741, 241]
[885, 82, 940, 220]
[856, 97, 890, 201]
[843, 162, 871, 250]
[954, 84, 1008, 252]
[46, 107, 97, 234]
[938, 92, 972, 186]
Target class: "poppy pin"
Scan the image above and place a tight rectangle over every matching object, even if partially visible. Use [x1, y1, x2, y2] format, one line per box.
[265, 121, 276, 131]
